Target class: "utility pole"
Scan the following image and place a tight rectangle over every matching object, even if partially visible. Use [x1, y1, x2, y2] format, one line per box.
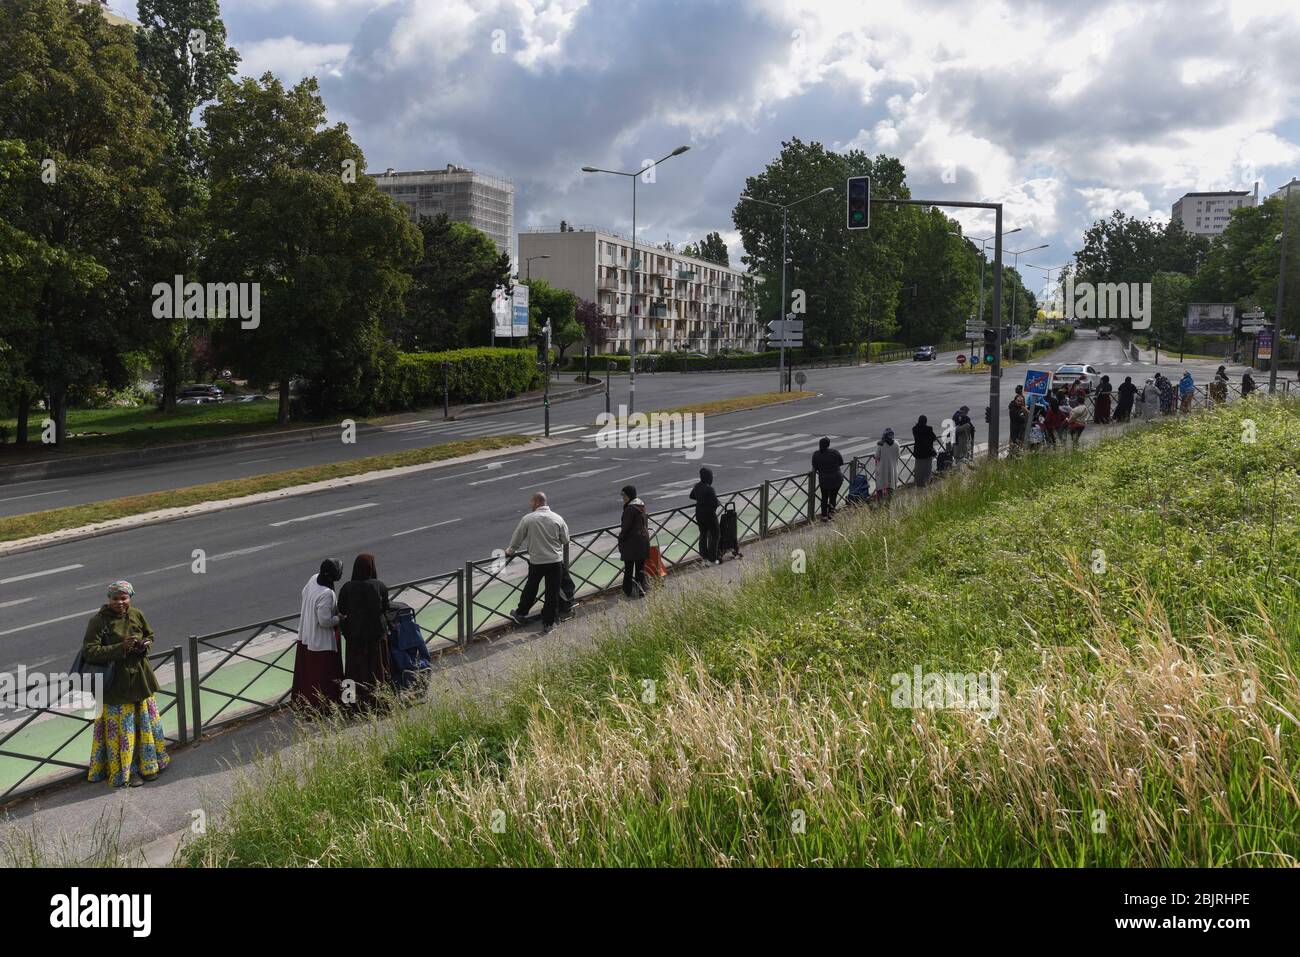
[1271, 188, 1291, 394]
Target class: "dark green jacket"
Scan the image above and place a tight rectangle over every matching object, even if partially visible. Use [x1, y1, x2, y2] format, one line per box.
[81, 606, 161, 706]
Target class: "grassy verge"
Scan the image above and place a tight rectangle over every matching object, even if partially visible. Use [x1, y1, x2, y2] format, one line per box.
[184, 399, 1300, 866]
[596, 391, 815, 424]
[0, 434, 532, 543]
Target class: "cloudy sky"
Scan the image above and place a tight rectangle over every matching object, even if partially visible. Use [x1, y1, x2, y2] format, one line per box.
[115, 0, 1300, 296]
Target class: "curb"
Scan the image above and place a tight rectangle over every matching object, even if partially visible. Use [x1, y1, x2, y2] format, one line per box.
[0, 437, 576, 558]
[0, 384, 603, 485]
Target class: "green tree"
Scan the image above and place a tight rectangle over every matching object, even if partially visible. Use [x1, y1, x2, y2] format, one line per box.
[204, 73, 421, 422]
[1150, 270, 1192, 343]
[895, 208, 979, 345]
[525, 278, 579, 358]
[682, 231, 730, 267]
[395, 213, 511, 350]
[134, 0, 241, 411]
[0, 0, 168, 444]
[575, 297, 611, 349]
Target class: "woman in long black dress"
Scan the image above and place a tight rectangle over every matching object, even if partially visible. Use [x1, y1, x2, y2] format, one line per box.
[337, 553, 392, 710]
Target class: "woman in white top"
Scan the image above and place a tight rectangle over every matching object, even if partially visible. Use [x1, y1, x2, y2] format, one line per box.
[874, 428, 901, 502]
[290, 559, 345, 710]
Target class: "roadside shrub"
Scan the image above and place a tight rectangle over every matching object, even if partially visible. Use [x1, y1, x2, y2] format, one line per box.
[379, 347, 539, 411]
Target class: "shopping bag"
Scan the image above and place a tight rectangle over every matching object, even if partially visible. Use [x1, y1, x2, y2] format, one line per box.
[645, 545, 668, 578]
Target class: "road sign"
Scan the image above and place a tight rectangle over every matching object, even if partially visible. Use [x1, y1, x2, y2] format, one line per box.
[795, 371, 807, 387]
[512, 284, 530, 337]
[1242, 310, 1266, 320]
[1258, 330, 1273, 360]
[766, 318, 803, 346]
[957, 354, 966, 365]
[1024, 368, 1051, 397]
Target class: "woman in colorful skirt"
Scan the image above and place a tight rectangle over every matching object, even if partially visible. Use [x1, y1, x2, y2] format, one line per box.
[83, 581, 170, 788]
[290, 559, 345, 711]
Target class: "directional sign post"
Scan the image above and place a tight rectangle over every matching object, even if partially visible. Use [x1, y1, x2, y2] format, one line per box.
[767, 317, 803, 392]
[1024, 368, 1051, 398]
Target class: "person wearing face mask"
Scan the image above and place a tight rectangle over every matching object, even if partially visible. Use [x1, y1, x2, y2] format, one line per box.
[82, 581, 170, 788]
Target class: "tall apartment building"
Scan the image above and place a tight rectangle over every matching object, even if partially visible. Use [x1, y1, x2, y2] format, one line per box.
[369, 165, 514, 258]
[1273, 177, 1300, 201]
[1171, 185, 1258, 236]
[518, 226, 761, 354]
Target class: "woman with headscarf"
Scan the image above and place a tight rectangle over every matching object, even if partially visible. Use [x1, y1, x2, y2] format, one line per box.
[1156, 373, 1175, 415]
[291, 559, 345, 710]
[337, 553, 392, 711]
[689, 467, 721, 564]
[617, 485, 650, 597]
[1178, 370, 1195, 412]
[82, 582, 170, 788]
[1094, 375, 1112, 424]
[1242, 370, 1257, 397]
[911, 415, 939, 486]
[1210, 365, 1229, 405]
[873, 428, 900, 502]
[953, 406, 975, 462]
[1115, 376, 1138, 422]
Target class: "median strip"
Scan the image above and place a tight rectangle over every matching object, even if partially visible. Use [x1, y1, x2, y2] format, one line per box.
[0, 435, 555, 553]
[595, 391, 817, 426]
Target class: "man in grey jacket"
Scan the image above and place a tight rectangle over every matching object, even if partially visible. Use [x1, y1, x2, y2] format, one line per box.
[506, 491, 571, 633]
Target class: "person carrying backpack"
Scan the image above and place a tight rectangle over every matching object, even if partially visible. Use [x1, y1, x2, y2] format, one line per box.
[811, 436, 845, 519]
[617, 485, 650, 598]
[690, 467, 721, 564]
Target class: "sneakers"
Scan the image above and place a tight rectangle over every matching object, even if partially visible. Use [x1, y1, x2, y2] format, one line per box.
[507, 611, 526, 626]
[559, 609, 576, 623]
[542, 624, 555, 635]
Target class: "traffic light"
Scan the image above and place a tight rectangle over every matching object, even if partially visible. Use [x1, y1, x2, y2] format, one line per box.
[846, 176, 870, 230]
[982, 327, 998, 366]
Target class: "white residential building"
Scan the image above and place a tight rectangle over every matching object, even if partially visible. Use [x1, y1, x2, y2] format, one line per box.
[1171, 186, 1258, 236]
[1272, 177, 1300, 201]
[518, 226, 761, 354]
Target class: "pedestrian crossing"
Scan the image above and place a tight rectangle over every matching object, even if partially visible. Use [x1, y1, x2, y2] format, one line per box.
[381, 415, 889, 462]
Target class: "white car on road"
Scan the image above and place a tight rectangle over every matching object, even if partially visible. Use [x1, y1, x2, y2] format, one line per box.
[1051, 363, 1101, 391]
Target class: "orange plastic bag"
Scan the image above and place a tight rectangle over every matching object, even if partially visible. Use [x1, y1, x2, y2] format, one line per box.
[645, 545, 667, 578]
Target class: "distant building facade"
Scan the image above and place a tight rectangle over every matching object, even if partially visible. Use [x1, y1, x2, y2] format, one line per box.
[518, 226, 761, 354]
[369, 165, 514, 257]
[1273, 177, 1300, 201]
[1171, 185, 1258, 236]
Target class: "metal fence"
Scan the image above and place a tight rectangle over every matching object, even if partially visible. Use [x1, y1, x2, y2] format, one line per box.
[2, 377, 1294, 804]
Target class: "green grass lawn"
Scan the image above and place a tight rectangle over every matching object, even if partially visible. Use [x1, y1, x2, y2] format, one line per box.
[0, 401, 300, 458]
[177, 398, 1299, 866]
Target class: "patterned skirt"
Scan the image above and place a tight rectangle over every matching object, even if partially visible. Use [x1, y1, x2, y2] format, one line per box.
[87, 697, 171, 788]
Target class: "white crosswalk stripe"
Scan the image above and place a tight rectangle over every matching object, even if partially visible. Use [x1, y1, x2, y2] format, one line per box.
[730, 434, 804, 449]
[705, 431, 769, 447]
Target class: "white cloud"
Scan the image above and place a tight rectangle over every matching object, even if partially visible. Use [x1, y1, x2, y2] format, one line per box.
[237, 36, 351, 81]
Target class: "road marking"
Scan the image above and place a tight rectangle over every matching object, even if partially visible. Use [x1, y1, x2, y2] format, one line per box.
[0, 563, 84, 586]
[732, 434, 803, 450]
[0, 608, 98, 637]
[270, 503, 377, 527]
[613, 471, 653, 483]
[745, 395, 891, 429]
[392, 518, 462, 538]
[547, 425, 589, 435]
[467, 463, 565, 486]
[0, 489, 69, 504]
[0, 597, 35, 609]
[236, 456, 286, 466]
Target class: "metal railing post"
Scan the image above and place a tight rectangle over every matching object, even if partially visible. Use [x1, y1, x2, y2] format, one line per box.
[760, 481, 770, 538]
[188, 634, 202, 742]
[456, 568, 465, 646]
[463, 562, 475, 639]
[806, 471, 816, 523]
[172, 645, 188, 746]
[850, 457, 858, 483]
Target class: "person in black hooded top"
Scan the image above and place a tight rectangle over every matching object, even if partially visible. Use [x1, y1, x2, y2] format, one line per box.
[811, 437, 844, 520]
[689, 467, 721, 564]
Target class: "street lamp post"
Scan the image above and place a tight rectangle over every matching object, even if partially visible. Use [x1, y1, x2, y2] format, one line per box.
[581, 147, 690, 416]
[1271, 186, 1293, 394]
[965, 228, 1022, 330]
[1008, 244, 1049, 353]
[739, 187, 835, 392]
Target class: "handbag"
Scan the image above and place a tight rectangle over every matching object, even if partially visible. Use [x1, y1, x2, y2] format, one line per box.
[70, 626, 118, 705]
[645, 545, 668, 578]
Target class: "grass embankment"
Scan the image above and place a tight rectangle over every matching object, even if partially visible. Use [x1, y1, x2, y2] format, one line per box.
[0, 435, 532, 544]
[597, 391, 816, 425]
[185, 400, 1300, 867]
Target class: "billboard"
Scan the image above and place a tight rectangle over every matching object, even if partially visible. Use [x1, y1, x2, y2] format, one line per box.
[512, 284, 530, 338]
[1185, 303, 1235, 336]
[492, 286, 512, 337]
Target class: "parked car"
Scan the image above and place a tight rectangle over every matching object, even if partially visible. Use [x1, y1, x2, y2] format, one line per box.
[1051, 363, 1101, 391]
[1096, 325, 1112, 339]
[913, 346, 937, 361]
[180, 384, 224, 401]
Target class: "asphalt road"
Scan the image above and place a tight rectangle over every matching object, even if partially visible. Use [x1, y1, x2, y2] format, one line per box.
[0, 332, 1252, 677]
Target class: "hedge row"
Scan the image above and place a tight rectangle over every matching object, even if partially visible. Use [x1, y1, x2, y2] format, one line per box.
[373, 347, 540, 411]
[573, 343, 908, 373]
[1006, 326, 1074, 361]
